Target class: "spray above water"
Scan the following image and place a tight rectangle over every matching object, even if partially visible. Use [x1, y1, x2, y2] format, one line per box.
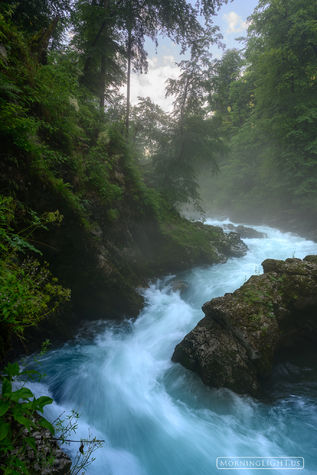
[30, 220, 317, 475]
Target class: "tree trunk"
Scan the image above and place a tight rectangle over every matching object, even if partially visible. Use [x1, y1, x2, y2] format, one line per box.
[32, 16, 59, 65]
[100, 54, 106, 110]
[82, 0, 110, 87]
[178, 76, 189, 161]
[125, 28, 132, 135]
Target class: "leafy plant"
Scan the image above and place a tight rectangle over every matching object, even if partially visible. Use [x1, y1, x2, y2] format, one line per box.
[0, 362, 55, 474]
[0, 196, 70, 358]
[0, 361, 104, 474]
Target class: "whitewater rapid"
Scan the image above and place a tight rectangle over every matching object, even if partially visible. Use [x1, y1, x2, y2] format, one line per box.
[30, 220, 317, 474]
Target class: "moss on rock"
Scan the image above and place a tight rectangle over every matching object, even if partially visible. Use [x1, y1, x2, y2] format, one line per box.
[172, 255, 317, 396]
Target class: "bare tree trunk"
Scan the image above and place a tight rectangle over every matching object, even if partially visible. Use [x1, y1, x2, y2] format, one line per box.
[125, 28, 132, 135]
[99, 0, 109, 110]
[178, 75, 189, 161]
[82, 0, 109, 90]
[100, 54, 106, 110]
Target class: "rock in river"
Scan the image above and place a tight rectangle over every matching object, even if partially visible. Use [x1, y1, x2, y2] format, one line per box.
[224, 224, 267, 239]
[172, 255, 317, 396]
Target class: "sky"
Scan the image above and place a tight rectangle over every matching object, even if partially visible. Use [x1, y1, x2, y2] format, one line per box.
[127, 0, 258, 111]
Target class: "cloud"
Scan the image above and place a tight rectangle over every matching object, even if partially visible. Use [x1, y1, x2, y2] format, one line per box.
[128, 55, 180, 112]
[223, 11, 248, 34]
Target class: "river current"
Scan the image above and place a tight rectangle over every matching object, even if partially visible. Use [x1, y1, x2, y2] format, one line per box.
[29, 219, 317, 474]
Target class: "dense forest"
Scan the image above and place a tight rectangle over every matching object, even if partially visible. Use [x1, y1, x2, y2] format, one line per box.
[198, 0, 317, 235]
[0, 0, 317, 473]
[0, 0, 229, 356]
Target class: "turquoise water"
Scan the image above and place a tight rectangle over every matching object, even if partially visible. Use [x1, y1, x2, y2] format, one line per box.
[29, 221, 317, 474]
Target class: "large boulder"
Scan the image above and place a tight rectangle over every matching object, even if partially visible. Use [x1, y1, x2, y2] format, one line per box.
[219, 231, 249, 257]
[172, 255, 317, 396]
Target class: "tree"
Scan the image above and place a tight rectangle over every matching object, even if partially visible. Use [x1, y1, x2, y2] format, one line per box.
[151, 28, 225, 208]
[208, 50, 242, 109]
[72, 0, 227, 118]
[130, 97, 171, 158]
[1, 0, 71, 43]
[121, 0, 227, 132]
[199, 0, 317, 226]
[72, 0, 126, 109]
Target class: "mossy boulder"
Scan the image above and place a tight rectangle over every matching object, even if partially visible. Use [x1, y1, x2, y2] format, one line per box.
[172, 255, 317, 396]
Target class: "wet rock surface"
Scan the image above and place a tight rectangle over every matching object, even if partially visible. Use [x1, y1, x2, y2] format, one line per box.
[220, 231, 249, 257]
[9, 418, 72, 474]
[172, 255, 317, 396]
[223, 224, 267, 239]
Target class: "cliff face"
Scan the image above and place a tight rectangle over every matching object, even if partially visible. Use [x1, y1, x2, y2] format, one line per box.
[172, 255, 317, 396]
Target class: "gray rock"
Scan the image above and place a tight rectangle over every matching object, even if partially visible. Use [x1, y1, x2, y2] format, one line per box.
[220, 232, 249, 258]
[224, 224, 267, 239]
[0, 44, 7, 63]
[172, 255, 317, 396]
[9, 415, 72, 474]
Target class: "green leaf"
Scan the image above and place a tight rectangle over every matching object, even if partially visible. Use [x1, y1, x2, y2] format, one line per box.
[39, 417, 55, 435]
[10, 235, 42, 255]
[0, 400, 10, 417]
[2, 379, 12, 397]
[10, 387, 34, 402]
[12, 413, 32, 429]
[0, 421, 10, 441]
[5, 362, 20, 378]
[35, 396, 53, 412]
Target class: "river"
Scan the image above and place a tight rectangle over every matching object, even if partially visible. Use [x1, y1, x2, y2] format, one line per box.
[29, 219, 317, 474]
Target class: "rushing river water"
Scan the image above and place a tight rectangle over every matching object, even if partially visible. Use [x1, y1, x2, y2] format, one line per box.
[29, 220, 317, 474]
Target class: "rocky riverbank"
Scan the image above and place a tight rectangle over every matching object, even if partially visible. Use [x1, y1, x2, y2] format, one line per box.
[172, 255, 317, 396]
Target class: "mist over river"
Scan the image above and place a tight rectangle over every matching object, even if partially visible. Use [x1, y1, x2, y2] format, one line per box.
[29, 220, 317, 475]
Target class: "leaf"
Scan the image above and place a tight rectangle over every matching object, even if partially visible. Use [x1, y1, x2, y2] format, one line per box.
[10, 235, 42, 255]
[5, 362, 20, 378]
[0, 421, 10, 441]
[12, 412, 32, 429]
[39, 417, 55, 435]
[0, 400, 10, 417]
[2, 379, 12, 397]
[10, 387, 34, 402]
[35, 396, 53, 412]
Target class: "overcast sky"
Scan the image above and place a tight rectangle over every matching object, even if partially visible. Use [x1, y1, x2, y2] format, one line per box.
[127, 0, 258, 111]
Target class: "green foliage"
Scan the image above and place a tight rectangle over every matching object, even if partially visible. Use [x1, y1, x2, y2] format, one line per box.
[0, 362, 54, 474]
[130, 97, 171, 159]
[0, 0, 71, 38]
[72, 0, 226, 109]
[152, 114, 224, 208]
[0, 362, 103, 474]
[54, 409, 103, 475]
[0, 258, 70, 338]
[0, 196, 70, 355]
[200, 0, 317, 227]
[85, 126, 124, 206]
[143, 28, 226, 208]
